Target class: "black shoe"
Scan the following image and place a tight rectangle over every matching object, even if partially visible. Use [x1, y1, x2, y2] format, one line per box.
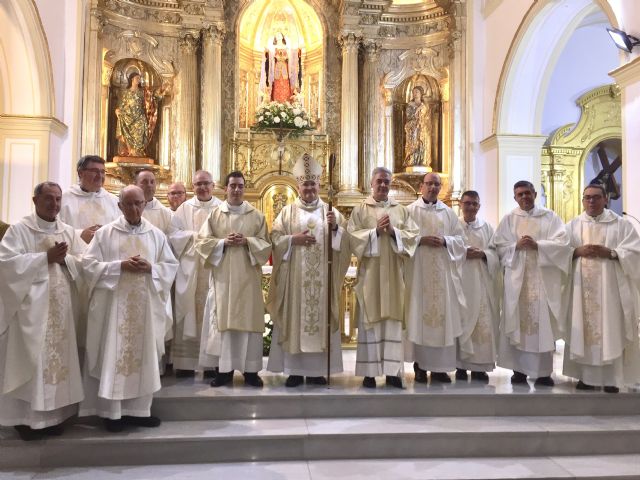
[40, 424, 64, 436]
[210, 371, 234, 387]
[13, 425, 42, 441]
[103, 418, 124, 433]
[511, 371, 528, 384]
[534, 376, 555, 387]
[243, 372, 264, 387]
[362, 376, 376, 388]
[413, 362, 428, 383]
[385, 375, 403, 389]
[175, 369, 196, 378]
[285, 375, 304, 387]
[430, 371, 452, 383]
[203, 368, 219, 379]
[471, 371, 489, 381]
[455, 368, 468, 381]
[306, 376, 327, 385]
[576, 380, 596, 391]
[604, 386, 620, 393]
[122, 415, 162, 428]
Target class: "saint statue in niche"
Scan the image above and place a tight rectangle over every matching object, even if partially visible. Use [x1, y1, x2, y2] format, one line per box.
[259, 32, 302, 104]
[114, 71, 167, 158]
[403, 86, 433, 169]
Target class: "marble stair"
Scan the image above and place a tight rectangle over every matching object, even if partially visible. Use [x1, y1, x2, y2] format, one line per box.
[2, 383, 640, 473]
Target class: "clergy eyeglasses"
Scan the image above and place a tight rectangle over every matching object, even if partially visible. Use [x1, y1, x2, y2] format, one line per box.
[83, 168, 106, 175]
[422, 181, 441, 187]
[583, 195, 604, 202]
[194, 181, 213, 187]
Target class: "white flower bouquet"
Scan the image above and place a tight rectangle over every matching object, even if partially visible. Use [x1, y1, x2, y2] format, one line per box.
[254, 100, 312, 132]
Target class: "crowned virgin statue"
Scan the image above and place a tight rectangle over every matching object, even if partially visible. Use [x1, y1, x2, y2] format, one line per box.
[259, 32, 302, 104]
[403, 86, 433, 169]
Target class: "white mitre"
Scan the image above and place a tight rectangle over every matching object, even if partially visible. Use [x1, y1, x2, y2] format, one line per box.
[292, 153, 323, 183]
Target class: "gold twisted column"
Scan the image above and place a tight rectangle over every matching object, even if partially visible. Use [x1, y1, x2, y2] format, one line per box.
[201, 24, 225, 184]
[176, 33, 199, 183]
[338, 33, 361, 196]
[362, 40, 381, 192]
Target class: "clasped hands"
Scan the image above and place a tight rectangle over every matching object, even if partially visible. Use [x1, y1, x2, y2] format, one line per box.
[466, 246, 486, 259]
[516, 235, 538, 250]
[224, 233, 248, 247]
[121, 255, 152, 273]
[47, 241, 68, 265]
[574, 244, 612, 259]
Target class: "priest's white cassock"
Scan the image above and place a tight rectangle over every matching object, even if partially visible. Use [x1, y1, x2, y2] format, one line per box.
[404, 199, 467, 374]
[79, 216, 178, 419]
[493, 206, 572, 378]
[169, 196, 221, 371]
[0, 214, 85, 428]
[563, 209, 640, 388]
[457, 218, 501, 372]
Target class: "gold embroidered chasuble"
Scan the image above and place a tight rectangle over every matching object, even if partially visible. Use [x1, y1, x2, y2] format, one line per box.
[566, 210, 640, 366]
[347, 197, 419, 328]
[268, 199, 351, 354]
[405, 199, 467, 348]
[196, 201, 271, 336]
[458, 218, 501, 363]
[0, 214, 85, 411]
[493, 206, 571, 353]
[82, 217, 178, 400]
[59, 184, 120, 232]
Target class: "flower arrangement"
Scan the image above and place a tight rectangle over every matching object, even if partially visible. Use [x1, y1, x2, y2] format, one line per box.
[254, 100, 312, 131]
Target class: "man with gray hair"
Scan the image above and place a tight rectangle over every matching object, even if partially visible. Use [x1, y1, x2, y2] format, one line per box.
[80, 185, 178, 432]
[60, 155, 119, 244]
[0, 182, 85, 440]
[170, 170, 221, 376]
[348, 167, 419, 388]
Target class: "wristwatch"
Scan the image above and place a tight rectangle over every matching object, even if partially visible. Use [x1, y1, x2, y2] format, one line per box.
[609, 249, 618, 260]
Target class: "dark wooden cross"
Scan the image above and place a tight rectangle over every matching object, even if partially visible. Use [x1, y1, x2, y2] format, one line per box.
[590, 145, 622, 200]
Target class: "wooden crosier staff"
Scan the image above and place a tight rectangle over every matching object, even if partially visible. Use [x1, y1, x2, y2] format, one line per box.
[326, 153, 336, 386]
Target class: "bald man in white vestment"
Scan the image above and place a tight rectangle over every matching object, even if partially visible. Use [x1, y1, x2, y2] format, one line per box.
[348, 167, 419, 389]
[135, 169, 173, 234]
[493, 181, 572, 387]
[170, 171, 221, 376]
[455, 191, 501, 381]
[196, 171, 271, 388]
[0, 183, 85, 441]
[267, 154, 350, 387]
[563, 184, 640, 393]
[404, 172, 467, 384]
[79, 186, 178, 432]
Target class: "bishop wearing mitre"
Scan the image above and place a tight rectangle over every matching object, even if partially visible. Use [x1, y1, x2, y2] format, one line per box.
[79, 186, 178, 432]
[267, 154, 350, 387]
[0, 182, 85, 440]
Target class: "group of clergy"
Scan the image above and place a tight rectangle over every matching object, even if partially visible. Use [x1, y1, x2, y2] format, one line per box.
[1, 153, 639, 443]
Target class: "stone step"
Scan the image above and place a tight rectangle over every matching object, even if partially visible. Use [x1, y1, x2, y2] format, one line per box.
[3, 415, 640, 468]
[152, 389, 640, 421]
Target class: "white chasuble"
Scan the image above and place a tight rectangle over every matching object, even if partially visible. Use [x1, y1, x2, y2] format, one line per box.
[195, 202, 271, 372]
[405, 200, 466, 351]
[268, 199, 350, 355]
[80, 217, 177, 410]
[0, 214, 85, 428]
[493, 207, 571, 353]
[143, 197, 174, 235]
[563, 210, 640, 387]
[348, 197, 419, 378]
[169, 196, 221, 370]
[457, 219, 501, 370]
[59, 184, 120, 234]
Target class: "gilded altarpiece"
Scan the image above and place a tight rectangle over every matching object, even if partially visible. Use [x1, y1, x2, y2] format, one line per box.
[541, 84, 621, 222]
